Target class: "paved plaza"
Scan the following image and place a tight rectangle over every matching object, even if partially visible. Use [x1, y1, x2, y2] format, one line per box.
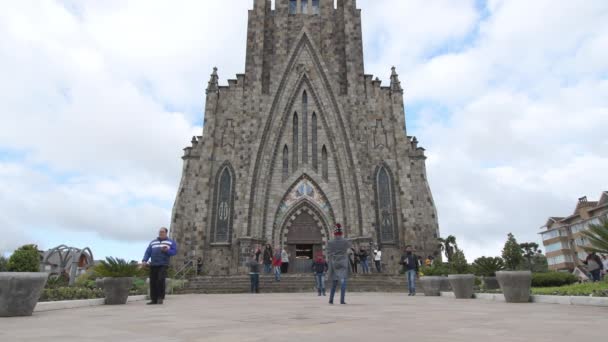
[1, 293, 606, 341]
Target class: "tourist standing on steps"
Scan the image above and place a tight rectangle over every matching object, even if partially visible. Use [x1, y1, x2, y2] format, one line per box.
[255, 245, 262, 263]
[399, 245, 420, 296]
[272, 247, 283, 281]
[312, 254, 328, 296]
[142, 227, 178, 305]
[359, 248, 370, 274]
[263, 244, 273, 274]
[327, 223, 351, 305]
[373, 249, 382, 273]
[281, 247, 290, 274]
[246, 253, 261, 294]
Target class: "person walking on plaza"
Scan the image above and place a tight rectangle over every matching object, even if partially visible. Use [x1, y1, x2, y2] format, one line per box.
[272, 247, 283, 281]
[142, 227, 178, 305]
[312, 254, 328, 296]
[400, 245, 420, 296]
[281, 247, 290, 274]
[373, 248, 382, 273]
[246, 253, 261, 294]
[263, 244, 273, 274]
[583, 252, 604, 282]
[359, 248, 370, 274]
[327, 223, 351, 305]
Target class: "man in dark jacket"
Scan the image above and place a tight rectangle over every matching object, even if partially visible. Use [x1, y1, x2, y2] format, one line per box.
[263, 244, 273, 274]
[327, 223, 351, 304]
[312, 255, 329, 296]
[142, 227, 178, 305]
[246, 253, 261, 294]
[399, 245, 419, 296]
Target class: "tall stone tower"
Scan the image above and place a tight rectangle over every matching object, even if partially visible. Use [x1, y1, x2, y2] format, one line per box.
[170, 0, 440, 275]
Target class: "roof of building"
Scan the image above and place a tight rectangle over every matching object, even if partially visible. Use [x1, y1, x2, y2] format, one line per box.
[541, 191, 608, 229]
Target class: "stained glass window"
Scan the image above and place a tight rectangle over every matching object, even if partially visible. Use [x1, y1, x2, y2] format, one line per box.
[214, 166, 233, 242]
[302, 91, 308, 164]
[293, 112, 299, 171]
[322, 145, 328, 180]
[312, 0, 320, 14]
[376, 166, 395, 243]
[289, 0, 297, 14]
[283, 145, 289, 181]
[301, 0, 308, 14]
[312, 112, 318, 170]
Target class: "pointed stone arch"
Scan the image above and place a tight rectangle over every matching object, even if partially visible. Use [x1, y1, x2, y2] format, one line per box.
[246, 31, 363, 237]
[271, 174, 336, 237]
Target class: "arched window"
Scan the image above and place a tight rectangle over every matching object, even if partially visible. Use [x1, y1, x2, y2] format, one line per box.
[312, 0, 320, 14]
[302, 91, 308, 164]
[301, 0, 309, 14]
[282, 145, 289, 181]
[213, 165, 234, 243]
[312, 112, 318, 170]
[293, 112, 299, 171]
[289, 0, 297, 14]
[322, 145, 328, 180]
[376, 166, 396, 243]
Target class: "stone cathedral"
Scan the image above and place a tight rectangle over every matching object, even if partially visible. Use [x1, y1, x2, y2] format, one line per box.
[170, 0, 440, 275]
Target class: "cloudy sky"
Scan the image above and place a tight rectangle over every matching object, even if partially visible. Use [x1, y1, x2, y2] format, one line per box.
[1, 0, 606, 262]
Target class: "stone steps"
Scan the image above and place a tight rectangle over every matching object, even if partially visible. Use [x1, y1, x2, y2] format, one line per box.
[177, 274, 416, 294]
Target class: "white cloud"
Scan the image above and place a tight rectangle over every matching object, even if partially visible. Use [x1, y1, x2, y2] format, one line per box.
[0, 0, 606, 263]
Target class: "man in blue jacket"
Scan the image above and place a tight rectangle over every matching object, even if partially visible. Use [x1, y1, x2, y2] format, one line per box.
[142, 227, 178, 305]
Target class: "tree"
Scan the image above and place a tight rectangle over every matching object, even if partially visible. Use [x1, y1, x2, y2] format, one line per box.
[581, 217, 608, 255]
[438, 235, 457, 262]
[501, 233, 524, 270]
[519, 242, 541, 271]
[7, 244, 41, 272]
[448, 248, 470, 274]
[0, 256, 8, 272]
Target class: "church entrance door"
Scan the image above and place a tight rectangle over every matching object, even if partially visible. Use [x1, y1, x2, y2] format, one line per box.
[284, 209, 325, 273]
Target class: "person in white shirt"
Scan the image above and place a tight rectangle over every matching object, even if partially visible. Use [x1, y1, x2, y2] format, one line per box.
[281, 248, 290, 274]
[373, 249, 382, 273]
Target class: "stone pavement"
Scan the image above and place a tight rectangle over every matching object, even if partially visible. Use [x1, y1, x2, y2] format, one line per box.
[1, 293, 605, 341]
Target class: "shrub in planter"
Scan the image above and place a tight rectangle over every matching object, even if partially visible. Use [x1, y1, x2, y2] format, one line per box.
[0, 244, 47, 317]
[39, 287, 104, 302]
[473, 256, 505, 290]
[94, 257, 140, 305]
[447, 250, 474, 298]
[419, 264, 450, 296]
[531, 272, 578, 287]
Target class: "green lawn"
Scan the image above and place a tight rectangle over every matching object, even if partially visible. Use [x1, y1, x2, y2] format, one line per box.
[531, 280, 608, 297]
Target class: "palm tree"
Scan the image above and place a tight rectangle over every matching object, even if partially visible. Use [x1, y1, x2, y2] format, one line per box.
[438, 235, 457, 262]
[581, 217, 608, 255]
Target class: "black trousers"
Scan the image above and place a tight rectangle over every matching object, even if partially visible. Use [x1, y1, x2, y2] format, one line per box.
[149, 265, 168, 302]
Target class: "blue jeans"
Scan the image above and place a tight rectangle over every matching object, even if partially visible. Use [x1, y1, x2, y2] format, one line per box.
[274, 266, 281, 281]
[361, 259, 369, 274]
[315, 273, 325, 295]
[590, 269, 601, 282]
[406, 269, 417, 294]
[250, 274, 259, 293]
[329, 278, 347, 304]
[264, 264, 272, 273]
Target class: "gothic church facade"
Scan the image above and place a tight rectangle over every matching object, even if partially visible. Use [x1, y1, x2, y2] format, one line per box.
[170, 0, 440, 275]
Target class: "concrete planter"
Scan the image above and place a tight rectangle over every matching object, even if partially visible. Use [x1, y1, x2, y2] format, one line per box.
[420, 276, 447, 296]
[496, 271, 532, 303]
[101, 277, 134, 305]
[448, 274, 475, 299]
[482, 276, 500, 290]
[0, 272, 48, 317]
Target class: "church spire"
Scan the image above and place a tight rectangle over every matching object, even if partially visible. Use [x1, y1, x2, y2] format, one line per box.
[206, 67, 219, 94]
[390, 66, 403, 94]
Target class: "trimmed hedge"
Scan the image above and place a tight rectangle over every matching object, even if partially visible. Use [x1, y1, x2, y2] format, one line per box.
[532, 280, 608, 297]
[531, 272, 578, 287]
[39, 287, 104, 302]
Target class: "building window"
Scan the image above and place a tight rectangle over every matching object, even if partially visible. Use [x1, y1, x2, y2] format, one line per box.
[289, 0, 297, 14]
[545, 241, 566, 253]
[375, 166, 396, 243]
[301, 0, 308, 14]
[302, 91, 308, 164]
[312, 0, 320, 14]
[283, 145, 289, 181]
[312, 112, 318, 170]
[213, 165, 234, 243]
[293, 112, 299, 171]
[321, 145, 328, 180]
